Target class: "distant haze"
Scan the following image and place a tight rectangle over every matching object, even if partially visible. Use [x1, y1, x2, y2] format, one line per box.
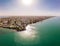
[0, 0, 60, 16]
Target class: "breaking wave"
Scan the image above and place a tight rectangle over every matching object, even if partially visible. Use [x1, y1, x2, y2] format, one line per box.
[18, 24, 37, 39]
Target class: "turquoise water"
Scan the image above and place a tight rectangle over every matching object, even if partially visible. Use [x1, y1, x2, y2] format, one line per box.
[0, 17, 60, 46]
[0, 28, 15, 46]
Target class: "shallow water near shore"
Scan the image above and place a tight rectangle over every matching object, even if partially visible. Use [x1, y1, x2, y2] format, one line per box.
[0, 17, 60, 46]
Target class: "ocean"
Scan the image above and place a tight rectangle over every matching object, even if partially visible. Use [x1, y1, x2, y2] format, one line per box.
[0, 17, 60, 46]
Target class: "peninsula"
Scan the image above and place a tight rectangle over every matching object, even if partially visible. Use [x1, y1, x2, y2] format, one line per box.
[0, 16, 52, 31]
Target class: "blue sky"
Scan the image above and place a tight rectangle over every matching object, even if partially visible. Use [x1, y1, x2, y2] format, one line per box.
[42, 0, 60, 10]
[0, 0, 60, 15]
[0, 0, 16, 10]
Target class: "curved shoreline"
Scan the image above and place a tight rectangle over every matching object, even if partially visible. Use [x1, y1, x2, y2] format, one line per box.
[0, 16, 53, 31]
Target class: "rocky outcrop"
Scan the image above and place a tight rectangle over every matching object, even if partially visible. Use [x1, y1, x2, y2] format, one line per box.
[0, 16, 53, 31]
